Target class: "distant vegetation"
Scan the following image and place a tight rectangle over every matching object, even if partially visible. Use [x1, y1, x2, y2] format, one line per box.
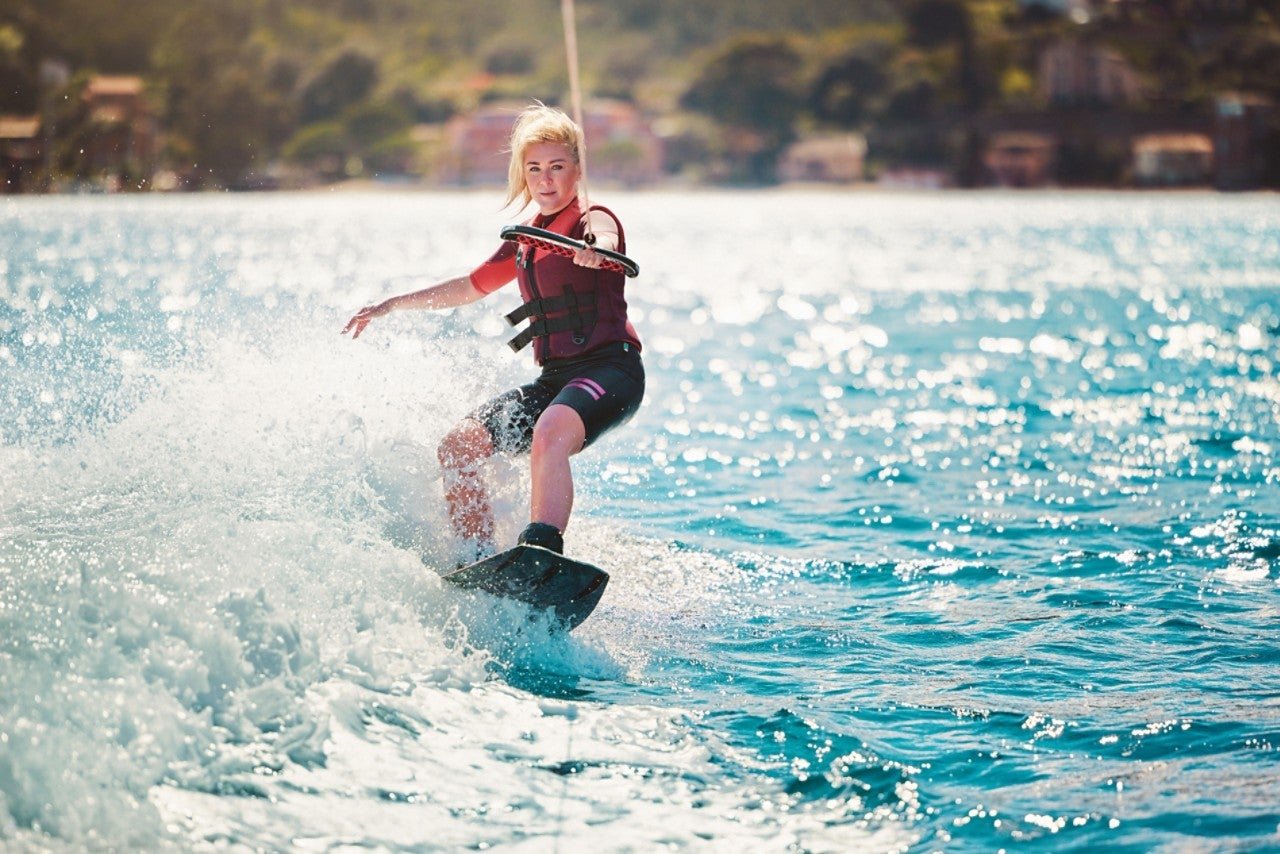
[3, 0, 1278, 186]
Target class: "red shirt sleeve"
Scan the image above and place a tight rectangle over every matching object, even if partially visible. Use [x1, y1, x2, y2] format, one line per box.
[468, 242, 518, 294]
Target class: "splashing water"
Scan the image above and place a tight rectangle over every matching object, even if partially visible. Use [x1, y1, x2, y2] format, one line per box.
[2, 191, 1278, 850]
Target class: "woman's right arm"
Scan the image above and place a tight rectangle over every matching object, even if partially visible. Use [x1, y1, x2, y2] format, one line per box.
[342, 275, 485, 339]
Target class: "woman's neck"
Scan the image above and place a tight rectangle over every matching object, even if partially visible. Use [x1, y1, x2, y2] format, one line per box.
[536, 197, 579, 225]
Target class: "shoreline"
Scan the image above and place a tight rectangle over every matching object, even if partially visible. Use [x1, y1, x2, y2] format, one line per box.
[4, 178, 1272, 199]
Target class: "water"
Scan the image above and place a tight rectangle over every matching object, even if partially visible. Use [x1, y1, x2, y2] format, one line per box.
[2, 190, 1278, 851]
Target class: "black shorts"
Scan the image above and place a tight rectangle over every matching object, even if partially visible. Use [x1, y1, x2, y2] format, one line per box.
[471, 342, 645, 455]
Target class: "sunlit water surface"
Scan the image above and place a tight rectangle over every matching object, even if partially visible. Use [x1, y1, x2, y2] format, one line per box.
[2, 190, 1278, 851]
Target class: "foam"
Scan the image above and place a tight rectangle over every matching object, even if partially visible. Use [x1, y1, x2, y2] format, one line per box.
[1, 297, 887, 848]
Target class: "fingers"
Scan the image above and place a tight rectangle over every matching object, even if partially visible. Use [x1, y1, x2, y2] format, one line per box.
[342, 301, 389, 336]
[573, 248, 602, 268]
[341, 312, 370, 338]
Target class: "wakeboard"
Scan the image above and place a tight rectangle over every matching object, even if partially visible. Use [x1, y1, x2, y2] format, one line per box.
[440, 544, 609, 631]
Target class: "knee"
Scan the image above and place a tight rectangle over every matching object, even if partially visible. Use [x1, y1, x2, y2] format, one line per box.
[531, 406, 585, 460]
[438, 420, 493, 471]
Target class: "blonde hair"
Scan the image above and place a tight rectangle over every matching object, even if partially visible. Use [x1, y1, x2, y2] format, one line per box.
[504, 102, 583, 209]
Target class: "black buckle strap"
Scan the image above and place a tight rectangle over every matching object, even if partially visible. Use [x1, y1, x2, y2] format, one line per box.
[507, 311, 599, 352]
[504, 287, 596, 327]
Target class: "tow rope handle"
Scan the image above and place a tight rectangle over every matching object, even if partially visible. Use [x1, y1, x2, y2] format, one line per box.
[500, 225, 640, 278]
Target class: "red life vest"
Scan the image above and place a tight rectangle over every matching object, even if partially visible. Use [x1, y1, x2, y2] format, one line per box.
[470, 199, 641, 364]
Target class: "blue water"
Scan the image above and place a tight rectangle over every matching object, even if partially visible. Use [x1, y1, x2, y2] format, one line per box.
[2, 190, 1278, 850]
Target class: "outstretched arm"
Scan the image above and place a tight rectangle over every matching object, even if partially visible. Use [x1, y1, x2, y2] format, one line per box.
[342, 275, 486, 339]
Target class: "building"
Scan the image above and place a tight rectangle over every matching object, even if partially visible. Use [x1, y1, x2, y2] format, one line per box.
[1039, 40, 1141, 106]
[436, 104, 512, 185]
[437, 100, 662, 187]
[777, 135, 866, 184]
[81, 75, 159, 183]
[876, 167, 950, 190]
[1019, 0, 1096, 23]
[0, 115, 42, 193]
[983, 132, 1057, 187]
[1214, 92, 1275, 190]
[1132, 133, 1213, 186]
[580, 100, 664, 187]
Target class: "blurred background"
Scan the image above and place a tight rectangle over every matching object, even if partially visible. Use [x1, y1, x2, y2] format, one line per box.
[1, 0, 1278, 194]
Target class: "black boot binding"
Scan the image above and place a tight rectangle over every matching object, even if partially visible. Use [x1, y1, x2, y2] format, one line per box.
[518, 522, 564, 554]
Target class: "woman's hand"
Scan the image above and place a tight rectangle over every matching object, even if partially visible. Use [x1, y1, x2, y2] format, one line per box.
[572, 219, 618, 269]
[572, 245, 605, 269]
[341, 299, 392, 339]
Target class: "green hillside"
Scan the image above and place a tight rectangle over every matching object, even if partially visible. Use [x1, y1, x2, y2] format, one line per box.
[2, 0, 1278, 187]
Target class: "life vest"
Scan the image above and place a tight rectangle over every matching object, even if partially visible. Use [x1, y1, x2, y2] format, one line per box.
[507, 200, 641, 364]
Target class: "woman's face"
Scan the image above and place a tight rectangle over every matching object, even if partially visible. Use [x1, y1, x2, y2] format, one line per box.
[523, 141, 579, 215]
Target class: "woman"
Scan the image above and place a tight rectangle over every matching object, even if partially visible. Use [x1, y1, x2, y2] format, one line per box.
[342, 104, 644, 564]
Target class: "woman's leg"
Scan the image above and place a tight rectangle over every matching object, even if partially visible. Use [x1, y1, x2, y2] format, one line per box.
[528, 404, 587, 534]
[522, 350, 644, 552]
[437, 418, 497, 547]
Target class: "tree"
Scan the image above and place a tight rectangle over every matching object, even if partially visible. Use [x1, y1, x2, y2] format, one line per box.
[811, 43, 892, 128]
[0, 23, 34, 111]
[680, 33, 804, 182]
[152, 1, 289, 186]
[284, 99, 414, 179]
[299, 50, 378, 124]
[904, 0, 983, 110]
[905, 0, 972, 50]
